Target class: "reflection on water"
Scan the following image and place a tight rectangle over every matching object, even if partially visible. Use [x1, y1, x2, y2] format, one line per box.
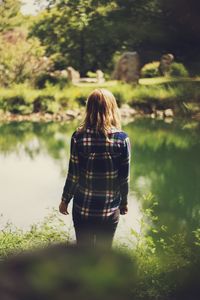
[0, 119, 200, 243]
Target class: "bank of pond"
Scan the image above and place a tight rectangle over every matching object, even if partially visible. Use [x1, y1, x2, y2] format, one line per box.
[0, 78, 200, 122]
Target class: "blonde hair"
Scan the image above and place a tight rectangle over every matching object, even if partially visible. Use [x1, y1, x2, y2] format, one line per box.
[78, 89, 121, 136]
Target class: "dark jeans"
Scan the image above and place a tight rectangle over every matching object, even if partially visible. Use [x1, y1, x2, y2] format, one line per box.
[72, 207, 120, 249]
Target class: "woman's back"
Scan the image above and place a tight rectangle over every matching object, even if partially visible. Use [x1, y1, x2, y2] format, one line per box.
[70, 127, 130, 218]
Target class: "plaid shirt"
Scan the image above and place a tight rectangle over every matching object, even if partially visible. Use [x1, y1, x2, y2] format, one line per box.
[61, 127, 131, 219]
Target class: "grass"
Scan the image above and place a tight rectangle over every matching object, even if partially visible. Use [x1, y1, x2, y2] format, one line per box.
[0, 208, 72, 258]
[139, 76, 200, 85]
[0, 78, 199, 116]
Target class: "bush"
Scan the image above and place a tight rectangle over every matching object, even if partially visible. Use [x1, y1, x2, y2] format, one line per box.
[34, 72, 69, 89]
[34, 73, 56, 89]
[141, 61, 160, 78]
[86, 71, 97, 78]
[0, 30, 48, 87]
[3, 96, 32, 114]
[169, 63, 189, 77]
[33, 95, 60, 114]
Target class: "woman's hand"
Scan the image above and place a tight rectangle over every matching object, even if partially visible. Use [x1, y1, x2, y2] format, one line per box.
[120, 205, 128, 215]
[59, 200, 69, 215]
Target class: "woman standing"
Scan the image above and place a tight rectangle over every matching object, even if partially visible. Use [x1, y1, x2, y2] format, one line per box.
[59, 89, 131, 248]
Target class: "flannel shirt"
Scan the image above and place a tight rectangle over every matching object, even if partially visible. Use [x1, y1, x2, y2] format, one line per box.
[61, 127, 131, 219]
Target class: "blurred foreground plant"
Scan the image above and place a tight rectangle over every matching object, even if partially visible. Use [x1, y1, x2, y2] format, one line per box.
[0, 208, 71, 258]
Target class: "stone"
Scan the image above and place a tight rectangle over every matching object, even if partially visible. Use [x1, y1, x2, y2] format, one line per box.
[79, 77, 97, 83]
[67, 66, 80, 84]
[96, 69, 105, 83]
[156, 110, 164, 119]
[159, 53, 174, 76]
[60, 70, 68, 77]
[112, 52, 140, 84]
[65, 109, 79, 119]
[120, 104, 137, 117]
[164, 108, 174, 117]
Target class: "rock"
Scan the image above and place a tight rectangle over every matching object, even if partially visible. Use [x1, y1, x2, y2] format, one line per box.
[79, 77, 97, 83]
[44, 113, 53, 120]
[65, 109, 79, 119]
[192, 112, 200, 121]
[112, 52, 140, 84]
[156, 110, 164, 119]
[96, 69, 105, 83]
[164, 117, 173, 124]
[60, 69, 68, 77]
[164, 108, 174, 117]
[159, 53, 174, 76]
[67, 66, 80, 84]
[120, 104, 137, 117]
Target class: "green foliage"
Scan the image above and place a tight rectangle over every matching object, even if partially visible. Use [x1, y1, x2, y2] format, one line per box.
[86, 71, 97, 78]
[0, 244, 137, 300]
[141, 61, 160, 78]
[0, 0, 22, 32]
[0, 208, 71, 258]
[193, 229, 200, 247]
[34, 72, 69, 89]
[129, 193, 199, 299]
[0, 197, 200, 300]
[0, 79, 200, 115]
[0, 0, 200, 79]
[30, 1, 120, 75]
[169, 63, 189, 78]
[0, 30, 47, 87]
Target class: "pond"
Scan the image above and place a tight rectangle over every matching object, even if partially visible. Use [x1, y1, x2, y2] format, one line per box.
[0, 118, 200, 245]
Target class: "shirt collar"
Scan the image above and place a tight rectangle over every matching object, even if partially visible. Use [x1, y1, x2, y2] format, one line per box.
[86, 127, 119, 134]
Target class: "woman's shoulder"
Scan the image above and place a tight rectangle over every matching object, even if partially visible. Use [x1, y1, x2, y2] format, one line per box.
[71, 129, 83, 139]
[71, 126, 129, 141]
[110, 129, 129, 141]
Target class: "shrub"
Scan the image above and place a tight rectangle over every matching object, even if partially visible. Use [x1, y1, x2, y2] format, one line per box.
[169, 63, 189, 77]
[34, 73, 56, 89]
[141, 61, 160, 78]
[33, 95, 55, 113]
[34, 73, 69, 89]
[86, 71, 97, 78]
[0, 30, 48, 87]
[0, 209, 71, 258]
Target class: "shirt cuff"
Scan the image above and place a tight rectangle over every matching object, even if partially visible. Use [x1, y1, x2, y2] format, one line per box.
[61, 195, 71, 204]
[120, 196, 128, 207]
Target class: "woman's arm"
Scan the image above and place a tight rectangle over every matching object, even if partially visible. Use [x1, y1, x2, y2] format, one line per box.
[119, 136, 131, 212]
[61, 132, 79, 204]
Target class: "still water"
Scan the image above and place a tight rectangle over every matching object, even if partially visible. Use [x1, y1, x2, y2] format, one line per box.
[0, 119, 200, 244]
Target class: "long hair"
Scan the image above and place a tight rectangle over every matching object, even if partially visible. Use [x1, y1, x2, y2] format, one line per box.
[78, 89, 121, 136]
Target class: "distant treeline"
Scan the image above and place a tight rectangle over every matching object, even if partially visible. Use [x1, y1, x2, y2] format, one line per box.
[0, 0, 200, 78]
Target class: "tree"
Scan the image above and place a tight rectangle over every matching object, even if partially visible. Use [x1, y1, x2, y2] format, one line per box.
[30, 0, 200, 74]
[0, 29, 47, 86]
[0, 0, 22, 32]
[111, 0, 200, 67]
[161, 0, 200, 69]
[109, 0, 165, 63]
[30, 0, 118, 75]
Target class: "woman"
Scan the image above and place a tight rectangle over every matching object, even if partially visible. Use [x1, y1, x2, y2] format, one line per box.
[59, 89, 131, 248]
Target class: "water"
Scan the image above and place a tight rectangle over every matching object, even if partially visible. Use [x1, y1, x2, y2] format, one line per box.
[0, 119, 200, 244]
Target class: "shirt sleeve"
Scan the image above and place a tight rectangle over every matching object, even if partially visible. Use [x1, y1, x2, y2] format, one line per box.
[119, 136, 131, 207]
[61, 133, 79, 204]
